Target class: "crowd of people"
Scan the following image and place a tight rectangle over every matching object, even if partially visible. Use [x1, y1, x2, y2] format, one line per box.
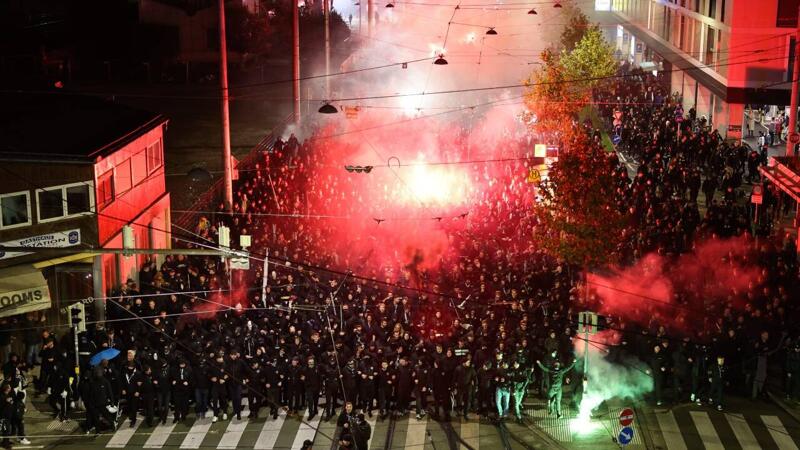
[1, 65, 798, 450]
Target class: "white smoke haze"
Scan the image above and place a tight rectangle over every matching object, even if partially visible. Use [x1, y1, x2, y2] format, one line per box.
[305, 0, 583, 138]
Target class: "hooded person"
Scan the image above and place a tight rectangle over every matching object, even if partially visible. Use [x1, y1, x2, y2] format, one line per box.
[536, 358, 576, 419]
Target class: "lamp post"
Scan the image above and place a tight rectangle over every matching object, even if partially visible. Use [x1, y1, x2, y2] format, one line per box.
[787, 3, 800, 157]
[292, 0, 301, 124]
[218, 0, 233, 212]
[324, 0, 331, 98]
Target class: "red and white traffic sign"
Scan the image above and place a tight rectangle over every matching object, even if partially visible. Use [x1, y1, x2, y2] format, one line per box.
[619, 408, 635, 427]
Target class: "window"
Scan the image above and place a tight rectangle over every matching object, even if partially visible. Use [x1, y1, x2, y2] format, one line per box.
[98, 171, 114, 210]
[0, 191, 31, 229]
[66, 185, 91, 215]
[38, 188, 64, 221]
[116, 159, 132, 194]
[146, 139, 163, 174]
[36, 182, 95, 222]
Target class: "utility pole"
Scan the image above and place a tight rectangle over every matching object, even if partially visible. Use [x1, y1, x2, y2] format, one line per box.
[218, 0, 234, 212]
[368, 0, 373, 36]
[788, 4, 800, 157]
[324, 0, 331, 98]
[292, 0, 301, 124]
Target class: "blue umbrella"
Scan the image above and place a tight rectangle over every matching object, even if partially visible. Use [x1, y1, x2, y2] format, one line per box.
[89, 348, 120, 366]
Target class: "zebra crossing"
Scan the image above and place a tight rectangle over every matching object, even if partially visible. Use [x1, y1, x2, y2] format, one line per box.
[98, 409, 498, 450]
[654, 408, 800, 450]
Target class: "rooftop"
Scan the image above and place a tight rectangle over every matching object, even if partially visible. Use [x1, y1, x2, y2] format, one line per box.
[0, 91, 164, 163]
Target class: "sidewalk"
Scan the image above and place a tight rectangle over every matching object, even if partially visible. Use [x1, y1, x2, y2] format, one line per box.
[19, 366, 82, 447]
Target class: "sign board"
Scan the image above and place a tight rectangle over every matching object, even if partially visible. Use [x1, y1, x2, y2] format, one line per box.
[619, 408, 634, 427]
[534, 144, 548, 158]
[789, 132, 800, 144]
[231, 155, 239, 181]
[595, 0, 611, 11]
[577, 311, 598, 334]
[344, 106, 360, 119]
[0, 229, 81, 260]
[0, 266, 52, 319]
[618, 426, 634, 445]
[527, 168, 541, 184]
[231, 254, 250, 270]
[751, 184, 763, 205]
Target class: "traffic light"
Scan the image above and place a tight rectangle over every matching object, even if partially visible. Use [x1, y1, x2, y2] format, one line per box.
[70, 303, 86, 333]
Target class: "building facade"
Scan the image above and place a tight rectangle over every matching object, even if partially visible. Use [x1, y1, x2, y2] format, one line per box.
[0, 93, 170, 327]
[604, 0, 798, 139]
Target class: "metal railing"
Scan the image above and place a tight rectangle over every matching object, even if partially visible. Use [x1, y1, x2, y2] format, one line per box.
[173, 114, 294, 231]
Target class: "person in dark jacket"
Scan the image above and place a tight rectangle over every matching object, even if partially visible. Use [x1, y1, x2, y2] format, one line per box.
[247, 359, 264, 419]
[264, 358, 282, 420]
[44, 354, 69, 421]
[648, 345, 669, 406]
[476, 360, 494, 417]
[352, 413, 371, 450]
[209, 354, 229, 422]
[395, 357, 414, 415]
[537, 358, 576, 419]
[413, 358, 429, 420]
[453, 358, 476, 419]
[286, 357, 304, 415]
[193, 359, 211, 419]
[140, 365, 156, 427]
[226, 351, 247, 420]
[510, 360, 532, 422]
[431, 360, 451, 420]
[0, 383, 15, 449]
[10, 388, 29, 445]
[86, 366, 116, 432]
[301, 357, 322, 419]
[154, 357, 172, 425]
[121, 363, 142, 427]
[170, 359, 192, 423]
[337, 401, 356, 429]
[708, 355, 726, 411]
[322, 359, 340, 421]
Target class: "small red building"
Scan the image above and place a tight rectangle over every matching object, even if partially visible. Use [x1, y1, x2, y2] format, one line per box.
[0, 92, 171, 325]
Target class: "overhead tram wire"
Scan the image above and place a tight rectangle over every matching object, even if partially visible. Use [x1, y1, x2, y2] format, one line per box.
[1, 50, 788, 106]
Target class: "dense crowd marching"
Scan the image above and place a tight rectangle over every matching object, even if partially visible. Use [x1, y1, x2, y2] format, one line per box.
[0, 66, 798, 450]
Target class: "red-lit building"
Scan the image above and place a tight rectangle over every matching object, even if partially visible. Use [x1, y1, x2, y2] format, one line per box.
[0, 93, 170, 325]
[603, 0, 799, 139]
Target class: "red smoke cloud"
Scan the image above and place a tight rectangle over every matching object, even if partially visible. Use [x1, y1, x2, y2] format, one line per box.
[588, 236, 761, 334]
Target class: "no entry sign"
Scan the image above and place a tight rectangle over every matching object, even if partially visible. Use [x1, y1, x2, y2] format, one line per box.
[619, 408, 634, 427]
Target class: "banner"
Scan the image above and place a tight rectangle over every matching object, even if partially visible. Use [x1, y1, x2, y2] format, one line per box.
[0, 267, 52, 318]
[0, 229, 81, 260]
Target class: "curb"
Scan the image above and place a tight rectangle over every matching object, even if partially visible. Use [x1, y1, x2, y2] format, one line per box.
[632, 402, 657, 450]
[768, 391, 800, 423]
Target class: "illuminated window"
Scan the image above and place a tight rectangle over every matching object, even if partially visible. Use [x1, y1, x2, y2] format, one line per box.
[0, 191, 31, 229]
[98, 171, 114, 210]
[146, 139, 163, 174]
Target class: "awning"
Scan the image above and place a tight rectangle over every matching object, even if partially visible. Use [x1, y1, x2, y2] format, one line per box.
[0, 265, 52, 319]
[760, 158, 800, 204]
[32, 252, 95, 269]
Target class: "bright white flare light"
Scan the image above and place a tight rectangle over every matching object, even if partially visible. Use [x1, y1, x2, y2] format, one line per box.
[400, 154, 470, 206]
[464, 32, 477, 43]
[429, 44, 446, 58]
